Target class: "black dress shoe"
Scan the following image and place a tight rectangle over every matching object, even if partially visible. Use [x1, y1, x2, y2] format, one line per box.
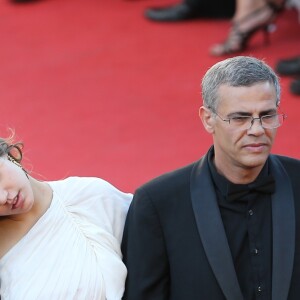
[145, 3, 200, 22]
[275, 56, 300, 76]
[290, 78, 300, 96]
[11, 0, 41, 3]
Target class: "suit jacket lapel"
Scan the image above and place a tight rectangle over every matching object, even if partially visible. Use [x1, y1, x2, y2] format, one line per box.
[270, 155, 295, 300]
[190, 154, 243, 300]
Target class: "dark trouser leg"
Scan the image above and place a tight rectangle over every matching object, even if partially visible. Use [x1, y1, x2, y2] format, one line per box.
[185, 0, 236, 18]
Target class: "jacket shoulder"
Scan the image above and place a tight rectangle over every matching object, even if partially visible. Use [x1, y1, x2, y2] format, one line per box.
[271, 155, 300, 186]
[272, 154, 300, 171]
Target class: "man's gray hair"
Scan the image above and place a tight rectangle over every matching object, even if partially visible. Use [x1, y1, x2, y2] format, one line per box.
[201, 56, 281, 112]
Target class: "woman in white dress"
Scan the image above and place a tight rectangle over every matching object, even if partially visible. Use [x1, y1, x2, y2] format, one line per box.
[0, 134, 132, 300]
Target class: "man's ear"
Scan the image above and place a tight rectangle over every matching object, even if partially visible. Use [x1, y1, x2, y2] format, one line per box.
[199, 106, 215, 134]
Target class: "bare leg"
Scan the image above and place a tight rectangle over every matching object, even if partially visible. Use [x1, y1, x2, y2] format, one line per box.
[234, 0, 266, 21]
[210, 0, 286, 56]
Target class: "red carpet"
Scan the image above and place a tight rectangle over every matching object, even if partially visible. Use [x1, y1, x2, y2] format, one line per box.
[1, 0, 300, 192]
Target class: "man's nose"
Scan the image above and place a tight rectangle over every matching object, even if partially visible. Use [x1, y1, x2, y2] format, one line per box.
[248, 118, 265, 133]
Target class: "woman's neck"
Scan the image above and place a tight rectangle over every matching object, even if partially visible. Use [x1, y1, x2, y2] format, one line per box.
[0, 177, 53, 258]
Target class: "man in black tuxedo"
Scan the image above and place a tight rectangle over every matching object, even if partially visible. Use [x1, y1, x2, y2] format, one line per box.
[122, 56, 300, 300]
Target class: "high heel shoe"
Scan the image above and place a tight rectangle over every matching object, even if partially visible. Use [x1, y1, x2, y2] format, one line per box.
[210, 1, 285, 57]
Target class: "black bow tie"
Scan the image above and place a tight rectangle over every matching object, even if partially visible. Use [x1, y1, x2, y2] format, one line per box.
[227, 175, 275, 202]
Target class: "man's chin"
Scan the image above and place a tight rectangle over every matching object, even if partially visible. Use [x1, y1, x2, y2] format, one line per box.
[242, 154, 269, 169]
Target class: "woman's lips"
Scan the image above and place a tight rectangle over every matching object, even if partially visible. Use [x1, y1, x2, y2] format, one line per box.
[12, 193, 22, 210]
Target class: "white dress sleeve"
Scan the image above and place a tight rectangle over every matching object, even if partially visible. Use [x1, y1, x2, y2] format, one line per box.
[52, 176, 132, 244]
[49, 177, 133, 299]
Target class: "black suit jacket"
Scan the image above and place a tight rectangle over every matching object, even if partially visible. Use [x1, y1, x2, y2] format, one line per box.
[122, 152, 300, 300]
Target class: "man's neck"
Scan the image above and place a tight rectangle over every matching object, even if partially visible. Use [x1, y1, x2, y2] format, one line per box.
[213, 158, 265, 184]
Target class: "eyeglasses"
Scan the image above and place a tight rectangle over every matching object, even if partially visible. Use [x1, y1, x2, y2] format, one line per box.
[213, 112, 287, 130]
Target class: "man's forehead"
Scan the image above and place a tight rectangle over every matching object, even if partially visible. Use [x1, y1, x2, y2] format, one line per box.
[217, 82, 277, 99]
[216, 85, 277, 111]
[218, 81, 276, 90]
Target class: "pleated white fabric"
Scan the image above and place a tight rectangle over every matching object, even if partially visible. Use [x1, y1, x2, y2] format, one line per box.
[0, 177, 132, 300]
